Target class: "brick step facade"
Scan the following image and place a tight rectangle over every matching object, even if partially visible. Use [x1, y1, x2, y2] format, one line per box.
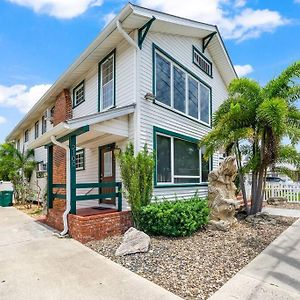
[42, 207, 132, 243]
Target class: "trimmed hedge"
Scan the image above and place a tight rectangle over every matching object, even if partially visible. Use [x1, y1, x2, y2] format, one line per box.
[139, 195, 210, 237]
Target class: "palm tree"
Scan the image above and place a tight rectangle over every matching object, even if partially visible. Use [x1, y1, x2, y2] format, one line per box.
[200, 61, 300, 215]
[0, 142, 37, 203]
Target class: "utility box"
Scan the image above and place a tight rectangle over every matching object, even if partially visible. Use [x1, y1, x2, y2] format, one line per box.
[0, 191, 13, 207]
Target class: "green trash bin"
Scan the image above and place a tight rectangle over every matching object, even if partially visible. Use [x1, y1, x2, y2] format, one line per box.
[0, 191, 13, 207]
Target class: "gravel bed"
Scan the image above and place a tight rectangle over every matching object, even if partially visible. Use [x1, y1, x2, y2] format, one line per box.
[87, 216, 295, 300]
[265, 202, 300, 210]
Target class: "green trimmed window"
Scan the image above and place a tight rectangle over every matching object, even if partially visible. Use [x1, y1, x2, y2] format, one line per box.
[42, 116, 47, 134]
[34, 121, 39, 139]
[99, 52, 115, 111]
[154, 47, 211, 126]
[24, 129, 29, 143]
[155, 128, 212, 185]
[75, 149, 85, 171]
[73, 81, 85, 107]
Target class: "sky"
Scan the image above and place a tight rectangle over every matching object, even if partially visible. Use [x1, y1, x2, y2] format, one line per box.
[0, 0, 299, 143]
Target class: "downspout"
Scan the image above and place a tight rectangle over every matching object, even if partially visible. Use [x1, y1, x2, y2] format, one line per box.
[116, 20, 139, 50]
[50, 135, 71, 237]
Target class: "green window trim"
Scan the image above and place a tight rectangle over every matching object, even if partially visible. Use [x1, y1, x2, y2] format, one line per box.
[34, 121, 39, 139]
[98, 49, 116, 112]
[72, 80, 85, 108]
[75, 148, 85, 171]
[192, 46, 213, 78]
[152, 43, 212, 127]
[153, 126, 213, 188]
[24, 129, 29, 143]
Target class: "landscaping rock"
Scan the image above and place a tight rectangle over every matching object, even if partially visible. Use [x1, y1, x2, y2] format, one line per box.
[267, 196, 288, 205]
[208, 156, 240, 231]
[88, 216, 295, 300]
[115, 227, 150, 256]
[245, 212, 277, 226]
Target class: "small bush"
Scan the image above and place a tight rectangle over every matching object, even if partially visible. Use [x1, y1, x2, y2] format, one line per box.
[139, 195, 210, 237]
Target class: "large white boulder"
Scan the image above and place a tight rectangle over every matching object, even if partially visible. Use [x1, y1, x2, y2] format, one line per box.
[115, 227, 150, 256]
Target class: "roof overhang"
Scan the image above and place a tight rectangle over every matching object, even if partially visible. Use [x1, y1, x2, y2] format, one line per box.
[7, 3, 236, 142]
[28, 104, 135, 149]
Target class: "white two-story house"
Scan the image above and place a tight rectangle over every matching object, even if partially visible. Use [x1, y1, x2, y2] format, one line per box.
[6, 3, 236, 241]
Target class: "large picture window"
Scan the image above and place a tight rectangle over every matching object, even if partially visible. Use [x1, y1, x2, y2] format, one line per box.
[154, 46, 211, 126]
[155, 128, 212, 185]
[99, 51, 115, 111]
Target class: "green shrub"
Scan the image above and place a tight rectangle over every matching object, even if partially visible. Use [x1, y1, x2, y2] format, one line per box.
[139, 195, 210, 237]
[117, 143, 154, 228]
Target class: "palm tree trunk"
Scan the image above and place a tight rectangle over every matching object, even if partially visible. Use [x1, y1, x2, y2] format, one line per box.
[235, 143, 249, 214]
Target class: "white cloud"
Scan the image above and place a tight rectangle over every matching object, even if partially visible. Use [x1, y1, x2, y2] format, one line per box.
[103, 12, 116, 26]
[0, 84, 52, 113]
[234, 64, 253, 77]
[234, 0, 246, 8]
[7, 0, 103, 19]
[0, 116, 6, 124]
[138, 0, 289, 41]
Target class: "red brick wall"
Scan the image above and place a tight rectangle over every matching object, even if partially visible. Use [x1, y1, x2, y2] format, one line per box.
[45, 209, 133, 243]
[52, 89, 72, 186]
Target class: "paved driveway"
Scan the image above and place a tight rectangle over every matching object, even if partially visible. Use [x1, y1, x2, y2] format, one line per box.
[0, 207, 181, 300]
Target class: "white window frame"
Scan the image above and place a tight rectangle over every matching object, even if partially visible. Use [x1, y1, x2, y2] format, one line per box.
[73, 81, 85, 108]
[100, 53, 115, 111]
[156, 132, 202, 186]
[154, 49, 211, 127]
[75, 149, 85, 171]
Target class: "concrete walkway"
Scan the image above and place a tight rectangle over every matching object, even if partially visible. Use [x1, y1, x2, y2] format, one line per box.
[263, 207, 300, 218]
[0, 207, 181, 300]
[210, 218, 300, 300]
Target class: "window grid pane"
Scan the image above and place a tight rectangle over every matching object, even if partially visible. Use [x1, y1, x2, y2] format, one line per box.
[173, 66, 186, 113]
[76, 150, 85, 171]
[74, 83, 85, 106]
[200, 84, 210, 124]
[155, 53, 171, 106]
[101, 55, 114, 110]
[188, 77, 199, 119]
[155, 50, 211, 125]
[157, 135, 172, 183]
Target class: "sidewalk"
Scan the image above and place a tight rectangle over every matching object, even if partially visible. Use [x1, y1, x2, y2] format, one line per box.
[209, 218, 300, 300]
[263, 207, 300, 218]
[0, 207, 181, 300]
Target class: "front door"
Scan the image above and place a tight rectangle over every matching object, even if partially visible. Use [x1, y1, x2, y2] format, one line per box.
[99, 144, 116, 205]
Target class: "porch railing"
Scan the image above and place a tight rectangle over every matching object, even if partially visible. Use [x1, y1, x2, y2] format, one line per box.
[51, 182, 122, 214]
[264, 183, 300, 202]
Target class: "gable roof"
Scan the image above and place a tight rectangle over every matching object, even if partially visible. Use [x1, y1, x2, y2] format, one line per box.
[6, 2, 236, 142]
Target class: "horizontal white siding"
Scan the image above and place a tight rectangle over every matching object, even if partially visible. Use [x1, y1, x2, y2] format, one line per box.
[72, 39, 135, 118]
[138, 32, 228, 200]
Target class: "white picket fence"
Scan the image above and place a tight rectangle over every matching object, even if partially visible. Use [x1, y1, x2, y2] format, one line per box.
[264, 183, 300, 202]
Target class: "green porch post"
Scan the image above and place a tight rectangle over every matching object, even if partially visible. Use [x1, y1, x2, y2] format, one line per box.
[47, 145, 53, 209]
[69, 135, 77, 214]
[117, 182, 122, 212]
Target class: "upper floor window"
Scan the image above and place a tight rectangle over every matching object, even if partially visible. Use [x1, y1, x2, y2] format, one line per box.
[73, 81, 85, 108]
[34, 121, 39, 139]
[155, 128, 212, 185]
[193, 46, 212, 77]
[16, 139, 20, 151]
[99, 51, 115, 111]
[42, 116, 47, 134]
[24, 130, 29, 143]
[50, 106, 55, 118]
[76, 149, 85, 171]
[154, 46, 211, 126]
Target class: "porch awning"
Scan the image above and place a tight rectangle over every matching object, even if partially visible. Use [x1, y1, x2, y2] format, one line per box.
[28, 104, 135, 149]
